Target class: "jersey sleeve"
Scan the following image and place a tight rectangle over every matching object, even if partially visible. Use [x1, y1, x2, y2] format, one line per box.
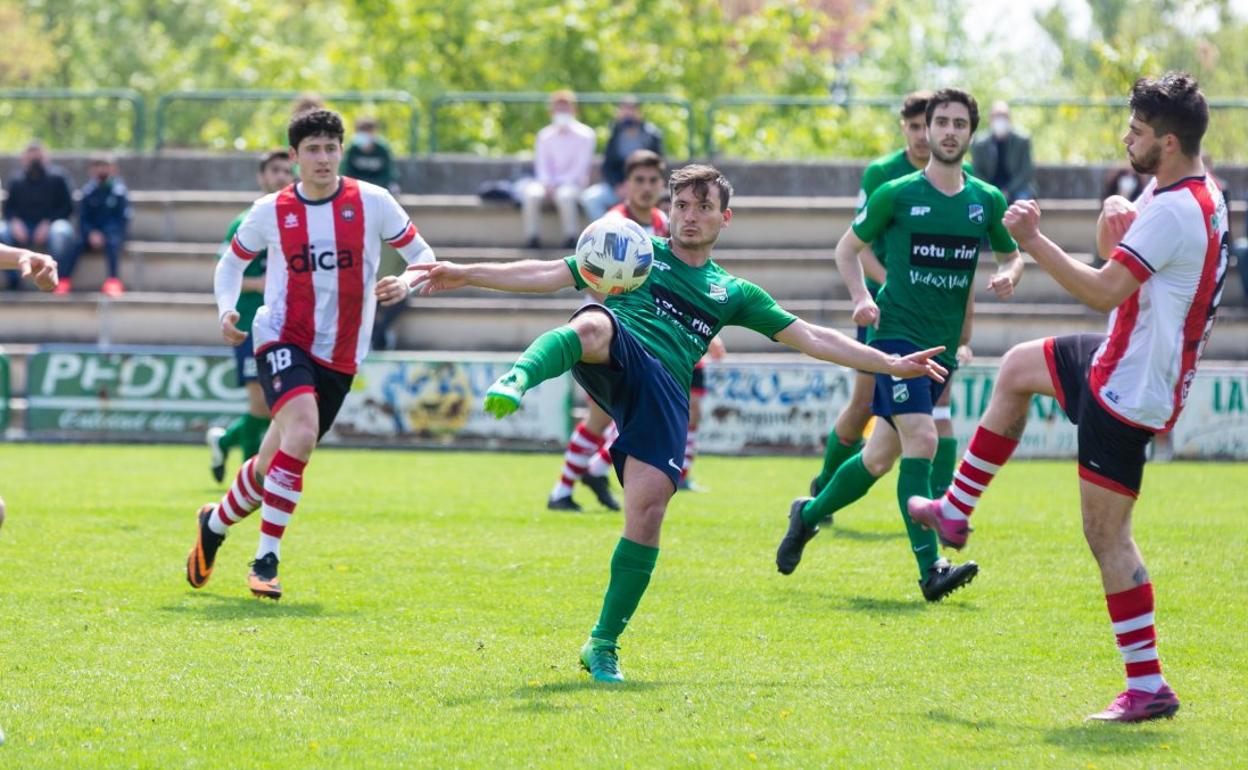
[729, 280, 798, 339]
[217, 214, 244, 260]
[985, 186, 1019, 254]
[563, 255, 589, 290]
[228, 202, 266, 262]
[851, 180, 898, 245]
[858, 162, 887, 207]
[1113, 201, 1183, 282]
[378, 191, 435, 265]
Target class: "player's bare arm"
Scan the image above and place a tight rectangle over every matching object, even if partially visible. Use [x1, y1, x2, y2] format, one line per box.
[408, 259, 576, 296]
[0, 244, 58, 291]
[859, 245, 887, 286]
[774, 319, 947, 382]
[1005, 200, 1141, 313]
[988, 249, 1024, 299]
[834, 228, 879, 327]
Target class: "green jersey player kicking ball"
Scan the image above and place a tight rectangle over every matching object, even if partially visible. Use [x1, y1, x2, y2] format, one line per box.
[776, 88, 1024, 602]
[407, 164, 947, 683]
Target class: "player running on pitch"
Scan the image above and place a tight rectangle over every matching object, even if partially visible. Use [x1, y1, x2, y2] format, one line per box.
[407, 164, 947, 683]
[908, 73, 1225, 721]
[776, 88, 1024, 602]
[186, 109, 437, 599]
[206, 150, 293, 483]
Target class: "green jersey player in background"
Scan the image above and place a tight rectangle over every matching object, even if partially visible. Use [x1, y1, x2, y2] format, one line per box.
[407, 164, 947, 683]
[810, 91, 975, 504]
[206, 150, 294, 483]
[777, 89, 1024, 602]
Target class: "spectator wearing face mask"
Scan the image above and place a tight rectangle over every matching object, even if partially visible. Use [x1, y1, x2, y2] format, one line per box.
[0, 140, 75, 291]
[341, 117, 400, 193]
[56, 154, 132, 296]
[581, 97, 665, 221]
[971, 101, 1036, 203]
[1101, 166, 1145, 203]
[521, 90, 596, 249]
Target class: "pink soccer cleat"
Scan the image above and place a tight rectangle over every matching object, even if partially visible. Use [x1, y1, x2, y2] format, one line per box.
[907, 496, 971, 550]
[1085, 686, 1180, 723]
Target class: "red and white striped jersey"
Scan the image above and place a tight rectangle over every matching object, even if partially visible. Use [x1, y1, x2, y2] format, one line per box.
[1097, 175, 1229, 431]
[217, 177, 433, 375]
[607, 203, 669, 237]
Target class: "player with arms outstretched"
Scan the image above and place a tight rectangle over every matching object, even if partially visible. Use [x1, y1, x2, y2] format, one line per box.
[186, 109, 437, 599]
[408, 164, 946, 682]
[908, 73, 1225, 721]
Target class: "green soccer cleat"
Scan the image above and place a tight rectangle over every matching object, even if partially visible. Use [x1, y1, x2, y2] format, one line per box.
[579, 637, 624, 683]
[483, 370, 527, 419]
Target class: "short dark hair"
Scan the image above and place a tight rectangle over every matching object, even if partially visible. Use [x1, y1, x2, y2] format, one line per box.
[288, 109, 345, 150]
[926, 88, 980, 134]
[669, 164, 733, 211]
[624, 149, 666, 179]
[1130, 72, 1208, 156]
[259, 149, 291, 173]
[900, 90, 934, 120]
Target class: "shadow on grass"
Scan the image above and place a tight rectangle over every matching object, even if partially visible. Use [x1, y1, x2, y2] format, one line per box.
[834, 595, 979, 614]
[1043, 722, 1176, 754]
[159, 593, 340, 619]
[927, 709, 1000, 731]
[829, 526, 906, 542]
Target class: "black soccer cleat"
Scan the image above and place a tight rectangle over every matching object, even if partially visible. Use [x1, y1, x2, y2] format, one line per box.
[809, 475, 824, 498]
[582, 473, 621, 511]
[547, 495, 583, 512]
[776, 497, 819, 575]
[919, 559, 978, 602]
[186, 504, 226, 589]
[248, 552, 282, 600]
[207, 426, 226, 483]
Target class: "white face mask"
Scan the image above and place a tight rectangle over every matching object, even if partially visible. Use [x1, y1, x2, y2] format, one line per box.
[991, 116, 1011, 138]
[552, 112, 574, 127]
[1117, 174, 1138, 197]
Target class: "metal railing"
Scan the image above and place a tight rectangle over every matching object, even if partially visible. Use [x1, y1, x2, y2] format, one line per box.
[154, 90, 419, 152]
[428, 91, 697, 157]
[0, 89, 146, 150]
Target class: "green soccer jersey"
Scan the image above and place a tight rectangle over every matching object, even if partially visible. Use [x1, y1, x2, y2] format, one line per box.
[565, 238, 797, 391]
[220, 210, 267, 332]
[852, 170, 1016, 366]
[856, 150, 975, 293]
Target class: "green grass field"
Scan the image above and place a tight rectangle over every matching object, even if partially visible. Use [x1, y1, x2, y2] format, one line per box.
[0, 444, 1245, 769]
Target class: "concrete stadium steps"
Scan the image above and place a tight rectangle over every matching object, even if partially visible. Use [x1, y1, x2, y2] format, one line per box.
[4, 291, 1246, 360]
[123, 191, 1137, 252]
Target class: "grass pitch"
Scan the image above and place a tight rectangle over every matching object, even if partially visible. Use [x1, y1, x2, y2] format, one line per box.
[0, 444, 1244, 769]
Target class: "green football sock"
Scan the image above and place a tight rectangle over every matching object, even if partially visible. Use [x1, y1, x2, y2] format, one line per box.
[801, 453, 879, 528]
[931, 437, 958, 498]
[898, 457, 939, 576]
[815, 430, 864, 490]
[590, 537, 659, 644]
[218, 415, 247, 453]
[512, 325, 584, 390]
[240, 415, 270, 460]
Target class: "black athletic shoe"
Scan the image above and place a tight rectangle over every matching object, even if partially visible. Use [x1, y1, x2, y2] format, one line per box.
[186, 504, 226, 588]
[809, 475, 824, 497]
[582, 474, 621, 511]
[919, 559, 978, 602]
[776, 497, 819, 575]
[248, 552, 282, 600]
[547, 495, 583, 512]
[207, 426, 226, 483]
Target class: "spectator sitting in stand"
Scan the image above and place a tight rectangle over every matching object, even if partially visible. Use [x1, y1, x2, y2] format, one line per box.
[1101, 166, 1146, 203]
[342, 117, 400, 193]
[0, 140, 74, 291]
[57, 154, 132, 296]
[521, 90, 596, 249]
[581, 97, 665, 221]
[971, 101, 1036, 203]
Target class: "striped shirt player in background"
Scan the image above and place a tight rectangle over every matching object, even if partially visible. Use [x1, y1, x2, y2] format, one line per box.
[908, 73, 1228, 722]
[547, 149, 670, 512]
[186, 109, 437, 600]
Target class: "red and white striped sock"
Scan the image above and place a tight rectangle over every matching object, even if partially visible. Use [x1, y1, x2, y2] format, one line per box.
[208, 457, 263, 535]
[586, 424, 618, 478]
[256, 451, 306, 560]
[939, 426, 1019, 521]
[551, 424, 605, 499]
[1106, 582, 1166, 693]
[681, 428, 698, 481]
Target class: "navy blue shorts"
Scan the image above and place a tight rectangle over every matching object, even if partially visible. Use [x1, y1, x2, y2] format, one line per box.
[871, 338, 950, 426]
[234, 332, 259, 387]
[570, 305, 688, 491]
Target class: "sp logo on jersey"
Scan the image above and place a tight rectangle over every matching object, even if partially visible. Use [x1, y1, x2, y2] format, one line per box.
[708, 284, 728, 303]
[283, 212, 300, 229]
[910, 206, 931, 217]
[968, 204, 985, 224]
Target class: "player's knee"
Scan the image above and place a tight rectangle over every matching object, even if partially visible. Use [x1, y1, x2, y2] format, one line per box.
[570, 311, 613, 352]
[861, 446, 895, 477]
[1081, 517, 1129, 560]
[997, 345, 1036, 393]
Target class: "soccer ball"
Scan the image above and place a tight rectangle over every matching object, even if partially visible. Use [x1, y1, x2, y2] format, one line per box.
[574, 216, 654, 295]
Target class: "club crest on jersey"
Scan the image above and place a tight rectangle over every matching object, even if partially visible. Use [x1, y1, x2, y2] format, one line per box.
[708, 284, 728, 303]
[968, 204, 985, 224]
[340, 205, 356, 221]
[272, 375, 283, 392]
[283, 212, 300, 229]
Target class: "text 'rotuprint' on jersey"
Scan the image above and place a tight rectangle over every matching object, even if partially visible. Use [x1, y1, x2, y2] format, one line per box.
[565, 236, 797, 392]
[852, 170, 1017, 367]
[214, 178, 434, 375]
